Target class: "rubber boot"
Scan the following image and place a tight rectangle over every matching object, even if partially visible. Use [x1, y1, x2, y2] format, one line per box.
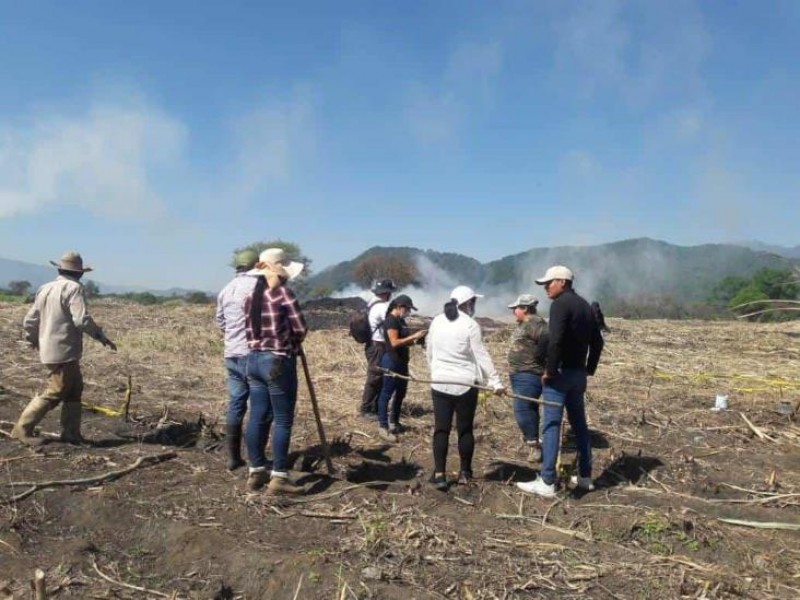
[225, 424, 246, 471]
[10, 396, 53, 446]
[60, 401, 86, 444]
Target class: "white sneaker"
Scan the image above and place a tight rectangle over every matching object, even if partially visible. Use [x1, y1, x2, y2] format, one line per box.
[570, 475, 595, 491]
[516, 477, 556, 498]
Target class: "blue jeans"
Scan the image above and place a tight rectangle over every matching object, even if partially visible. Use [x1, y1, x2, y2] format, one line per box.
[225, 356, 250, 426]
[510, 371, 542, 443]
[246, 352, 298, 472]
[540, 368, 591, 485]
[377, 353, 408, 428]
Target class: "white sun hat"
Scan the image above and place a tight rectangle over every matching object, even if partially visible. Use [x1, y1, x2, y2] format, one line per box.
[450, 285, 483, 306]
[258, 248, 304, 280]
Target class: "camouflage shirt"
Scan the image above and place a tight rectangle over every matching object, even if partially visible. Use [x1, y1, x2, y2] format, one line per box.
[507, 315, 548, 374]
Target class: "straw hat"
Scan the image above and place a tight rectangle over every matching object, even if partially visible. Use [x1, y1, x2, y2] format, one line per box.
[50, 251, 93, 273]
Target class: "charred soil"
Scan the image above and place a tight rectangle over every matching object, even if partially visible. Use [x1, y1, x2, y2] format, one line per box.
[1, 300, 799, 599]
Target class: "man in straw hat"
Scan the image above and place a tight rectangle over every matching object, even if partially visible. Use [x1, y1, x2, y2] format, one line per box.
[216, 249, 260, 471]
[12, 251, 117, 446]
[516, 266, 603, 498]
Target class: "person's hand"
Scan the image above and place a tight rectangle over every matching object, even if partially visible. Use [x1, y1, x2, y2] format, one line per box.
[103, 338, 117, 352]
[493, 386, 506, 397]
[412, 330, 427, 341]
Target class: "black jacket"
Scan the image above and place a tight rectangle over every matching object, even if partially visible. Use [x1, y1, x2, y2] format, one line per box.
[545, 289, 604, 376]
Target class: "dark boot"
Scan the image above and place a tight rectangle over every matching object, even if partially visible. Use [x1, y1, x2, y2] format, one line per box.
[60, 401, 88, 445]
[225, 424, 246, 471]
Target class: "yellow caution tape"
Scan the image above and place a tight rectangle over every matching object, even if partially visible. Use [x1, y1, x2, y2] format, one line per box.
[81, 402, 123, 417]
[652, 369, 800, 392]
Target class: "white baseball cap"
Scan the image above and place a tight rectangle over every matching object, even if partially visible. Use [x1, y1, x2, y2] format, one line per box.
[450, 285, 483, 305]
[535, 265, 574, 284]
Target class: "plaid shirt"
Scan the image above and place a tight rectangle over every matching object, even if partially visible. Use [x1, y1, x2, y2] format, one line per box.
[244, 285, 307, 355]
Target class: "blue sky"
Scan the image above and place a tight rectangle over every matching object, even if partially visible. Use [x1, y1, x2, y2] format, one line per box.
[0, 1, 798, 291]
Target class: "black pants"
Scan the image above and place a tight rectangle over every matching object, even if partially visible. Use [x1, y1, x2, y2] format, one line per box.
[360, 342, 385, 414]
[432, 387, 479, 474]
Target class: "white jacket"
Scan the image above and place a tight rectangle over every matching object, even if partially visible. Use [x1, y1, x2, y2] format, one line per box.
[23, 275, 107, 364]
[426, 309, 502, 395]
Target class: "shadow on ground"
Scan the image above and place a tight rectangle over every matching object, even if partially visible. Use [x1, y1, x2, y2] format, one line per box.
[483, 460, 538, 482]
[596, 454, 664, 488]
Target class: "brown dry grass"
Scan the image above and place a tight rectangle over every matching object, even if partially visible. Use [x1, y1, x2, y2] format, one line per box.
[1, 299, 800, 599]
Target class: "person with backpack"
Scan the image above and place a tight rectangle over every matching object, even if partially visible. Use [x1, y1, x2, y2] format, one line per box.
[215, 249, 260, 471]
[507, 294, 548, 462]
[375, 294, 427, 442]
[425, 286, 505, 491]
[244, 248, 308, 495]
[359, 279, 397, 420]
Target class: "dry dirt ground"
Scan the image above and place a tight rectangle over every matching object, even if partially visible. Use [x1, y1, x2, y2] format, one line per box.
[1, 299, 799, 599]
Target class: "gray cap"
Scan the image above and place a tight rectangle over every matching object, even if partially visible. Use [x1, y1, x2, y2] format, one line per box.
[508, 294, 539, 309]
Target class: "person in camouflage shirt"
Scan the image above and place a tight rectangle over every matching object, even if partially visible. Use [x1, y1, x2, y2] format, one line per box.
[507, 294, 548, 461]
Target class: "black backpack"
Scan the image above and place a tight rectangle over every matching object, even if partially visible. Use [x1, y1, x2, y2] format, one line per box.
[349, 304, 383, 344]
[349, 308, 372, 343]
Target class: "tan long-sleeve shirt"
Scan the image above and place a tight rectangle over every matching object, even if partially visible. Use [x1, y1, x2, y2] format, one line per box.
[23, 275, 107, 364]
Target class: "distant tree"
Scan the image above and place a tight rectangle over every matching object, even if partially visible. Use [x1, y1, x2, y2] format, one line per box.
[309, 285, 334, 299]
[83, 280, 100, 298]
[709, 276, 749, 306]
[729, 285, 769, 319]
[353, 255, 419, 289]
[129, 292, 160, 305]
[752, 268, 800, 299]
[8, 280, 31, 296]
[185, 291, 212, 304]
[231, 240, 312, 277]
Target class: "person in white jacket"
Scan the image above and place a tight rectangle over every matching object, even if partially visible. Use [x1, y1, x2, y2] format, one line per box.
[426, 285, 505, 490]
[13, 251, 116, 446]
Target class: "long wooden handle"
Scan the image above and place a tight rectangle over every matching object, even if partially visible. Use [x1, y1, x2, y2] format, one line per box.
[298, 347, 335, 474]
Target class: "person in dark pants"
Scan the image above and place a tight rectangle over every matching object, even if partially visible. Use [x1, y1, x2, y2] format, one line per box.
[376, 294, 427, 442]
[215, 249, 260, 470]
[506, 294, 548, 461]
[360, 279, 396, 419]
[517, 266, 603, 498]
[426, 286, 505, 490]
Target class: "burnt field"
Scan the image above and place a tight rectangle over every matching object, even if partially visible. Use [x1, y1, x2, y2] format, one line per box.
[1, 299, 799, 599]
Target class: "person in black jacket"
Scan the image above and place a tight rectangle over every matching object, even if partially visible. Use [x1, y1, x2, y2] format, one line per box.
[517, 266, 603, 498]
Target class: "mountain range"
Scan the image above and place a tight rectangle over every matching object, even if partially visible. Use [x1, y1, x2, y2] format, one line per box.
[0, 257, 201, 297]
[305, 238, 799, 304]
[2, 239, 798, 303]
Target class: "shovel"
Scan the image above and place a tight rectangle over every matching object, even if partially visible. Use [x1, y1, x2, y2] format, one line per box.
[298, 346, 335, 474]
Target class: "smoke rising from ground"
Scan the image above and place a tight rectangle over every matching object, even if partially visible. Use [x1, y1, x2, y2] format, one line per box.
[330, 239, 700, 320]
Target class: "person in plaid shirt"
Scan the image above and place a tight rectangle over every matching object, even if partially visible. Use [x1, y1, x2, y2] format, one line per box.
[244, 248, 308, 495]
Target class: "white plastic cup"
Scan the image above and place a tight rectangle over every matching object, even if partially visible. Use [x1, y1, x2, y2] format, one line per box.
[712, 394, 729, 411]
